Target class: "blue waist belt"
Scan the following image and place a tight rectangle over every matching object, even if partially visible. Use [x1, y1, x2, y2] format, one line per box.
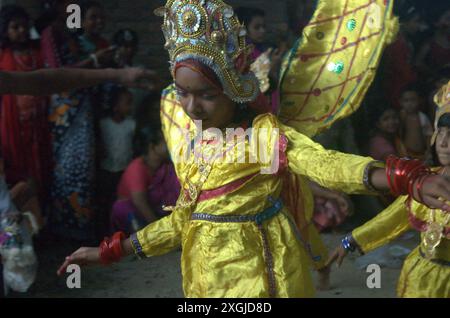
[191, 198, 283, 225]
[190, 196, 321, 298]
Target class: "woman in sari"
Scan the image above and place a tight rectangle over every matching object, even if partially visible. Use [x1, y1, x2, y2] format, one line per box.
[0, 5, 51, 201]
[40, 0, 114, 241]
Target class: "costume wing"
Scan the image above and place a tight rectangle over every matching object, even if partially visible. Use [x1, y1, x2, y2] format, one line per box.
[279, 0, 398, 138]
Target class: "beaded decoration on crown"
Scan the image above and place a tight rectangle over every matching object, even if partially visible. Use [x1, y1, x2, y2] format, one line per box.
[154, 0, 260, 103]
[431, 80, 450, 145]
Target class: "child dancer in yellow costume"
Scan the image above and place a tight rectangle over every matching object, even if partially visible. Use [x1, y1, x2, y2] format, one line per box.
[328, 81, 450, 298]
[58, 0, 450, 298]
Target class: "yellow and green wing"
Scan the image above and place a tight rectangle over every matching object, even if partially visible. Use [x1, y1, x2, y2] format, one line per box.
[279, 0, 398, 138]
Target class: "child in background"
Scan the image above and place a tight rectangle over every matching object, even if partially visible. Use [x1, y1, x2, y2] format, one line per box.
[235, 7, 286, 113]
[111, 28, 151, 115]
[78, 1, 114, 68]
[398, 84, 433, 157]
[235, 7, 268, 56]
[369, 105, 402, 161]
[97, 87, 136, 237]
[112, 28, 139, 68]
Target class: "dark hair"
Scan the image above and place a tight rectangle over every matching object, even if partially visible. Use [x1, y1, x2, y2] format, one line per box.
[400, 83, 425, 99]
[80, 0, 103, 20]
[438, 113, 450, 129]
[112, 28, 139, 48]
[235, 7, 265, 27]
[109, 86, 131, 112]
[0, 5, 30, 48]
[367, 97, 396, 125]
[134, 125, 164, 157]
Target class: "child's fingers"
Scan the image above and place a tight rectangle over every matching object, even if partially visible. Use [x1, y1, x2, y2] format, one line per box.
[325, 250, 338, 267]
[337, 252, 346, 268]
[57, 257, 72, 276]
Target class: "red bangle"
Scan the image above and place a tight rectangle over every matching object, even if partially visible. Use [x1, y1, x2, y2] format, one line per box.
[99, 231, 126, 265]
[385, 155, 431, 200]
[386, 157, 394, 193]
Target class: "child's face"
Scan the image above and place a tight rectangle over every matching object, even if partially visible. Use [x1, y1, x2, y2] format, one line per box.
[116, 92, 133, 117]
[400, 91, 420, 113]
[82, 6, 105, 36]
[7, 18, 29, 45]
[247, 15, 266, 44]
[376, 109, 399, 135]
[175, 66, 236, 130]
[436, 126, 450, 166]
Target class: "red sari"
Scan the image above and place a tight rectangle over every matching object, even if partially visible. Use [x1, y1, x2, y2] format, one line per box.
[0, 47, 51, 199]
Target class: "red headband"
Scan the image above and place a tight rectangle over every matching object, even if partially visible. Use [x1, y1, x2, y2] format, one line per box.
[174, 58, 270, 114]
[174, 59, 223, 90]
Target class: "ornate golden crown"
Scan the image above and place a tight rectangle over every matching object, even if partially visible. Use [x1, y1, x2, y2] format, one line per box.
[431, 80, 450, 145]
[154, 0, 260, 103]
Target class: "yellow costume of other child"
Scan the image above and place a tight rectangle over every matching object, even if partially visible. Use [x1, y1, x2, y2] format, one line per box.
[352, 195, 450, 298]
[130, 0, 396, 297]
[352, 82, 450, 298]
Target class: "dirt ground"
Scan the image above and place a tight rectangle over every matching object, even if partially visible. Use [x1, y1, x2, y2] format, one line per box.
[5, 230, 419, 298]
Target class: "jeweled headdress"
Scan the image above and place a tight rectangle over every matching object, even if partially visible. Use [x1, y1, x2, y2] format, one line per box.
[154, 0, 260, 103]
[431, 80, 450, 145]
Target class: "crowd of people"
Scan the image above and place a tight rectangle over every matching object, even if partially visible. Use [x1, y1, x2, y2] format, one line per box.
[0, 0, 449, 298]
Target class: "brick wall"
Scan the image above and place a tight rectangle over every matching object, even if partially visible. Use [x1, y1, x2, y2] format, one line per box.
[6, 0, 295, 81]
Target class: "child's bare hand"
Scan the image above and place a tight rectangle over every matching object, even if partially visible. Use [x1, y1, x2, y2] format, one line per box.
[326, 245, 348, 268]
[57, 247, 101, 276]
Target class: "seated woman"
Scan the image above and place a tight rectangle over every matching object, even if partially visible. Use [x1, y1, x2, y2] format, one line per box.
[111, 126, 180, 235]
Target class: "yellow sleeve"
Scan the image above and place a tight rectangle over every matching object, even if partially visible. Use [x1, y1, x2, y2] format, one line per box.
[352, 196, 411, 254]
[280, 121, 375, 194]
[132, 206, 189, 257]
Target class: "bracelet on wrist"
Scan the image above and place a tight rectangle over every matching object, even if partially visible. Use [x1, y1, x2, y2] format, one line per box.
[99, 231, 126, 265]
[341, 235, 356, 253]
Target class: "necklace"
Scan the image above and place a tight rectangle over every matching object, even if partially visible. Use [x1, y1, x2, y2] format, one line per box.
[422, 167, 450, 259]
[162, 118, 253, 212]
[162, 128, 216, 212]
[423, 209, 450, 259]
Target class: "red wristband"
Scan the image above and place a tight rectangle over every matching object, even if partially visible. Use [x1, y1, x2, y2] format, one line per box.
[99, 231, 126, 265]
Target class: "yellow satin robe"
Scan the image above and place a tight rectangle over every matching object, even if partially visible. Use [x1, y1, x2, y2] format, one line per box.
[132, 86, 375, 298]
[353, 194, 450, 298]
